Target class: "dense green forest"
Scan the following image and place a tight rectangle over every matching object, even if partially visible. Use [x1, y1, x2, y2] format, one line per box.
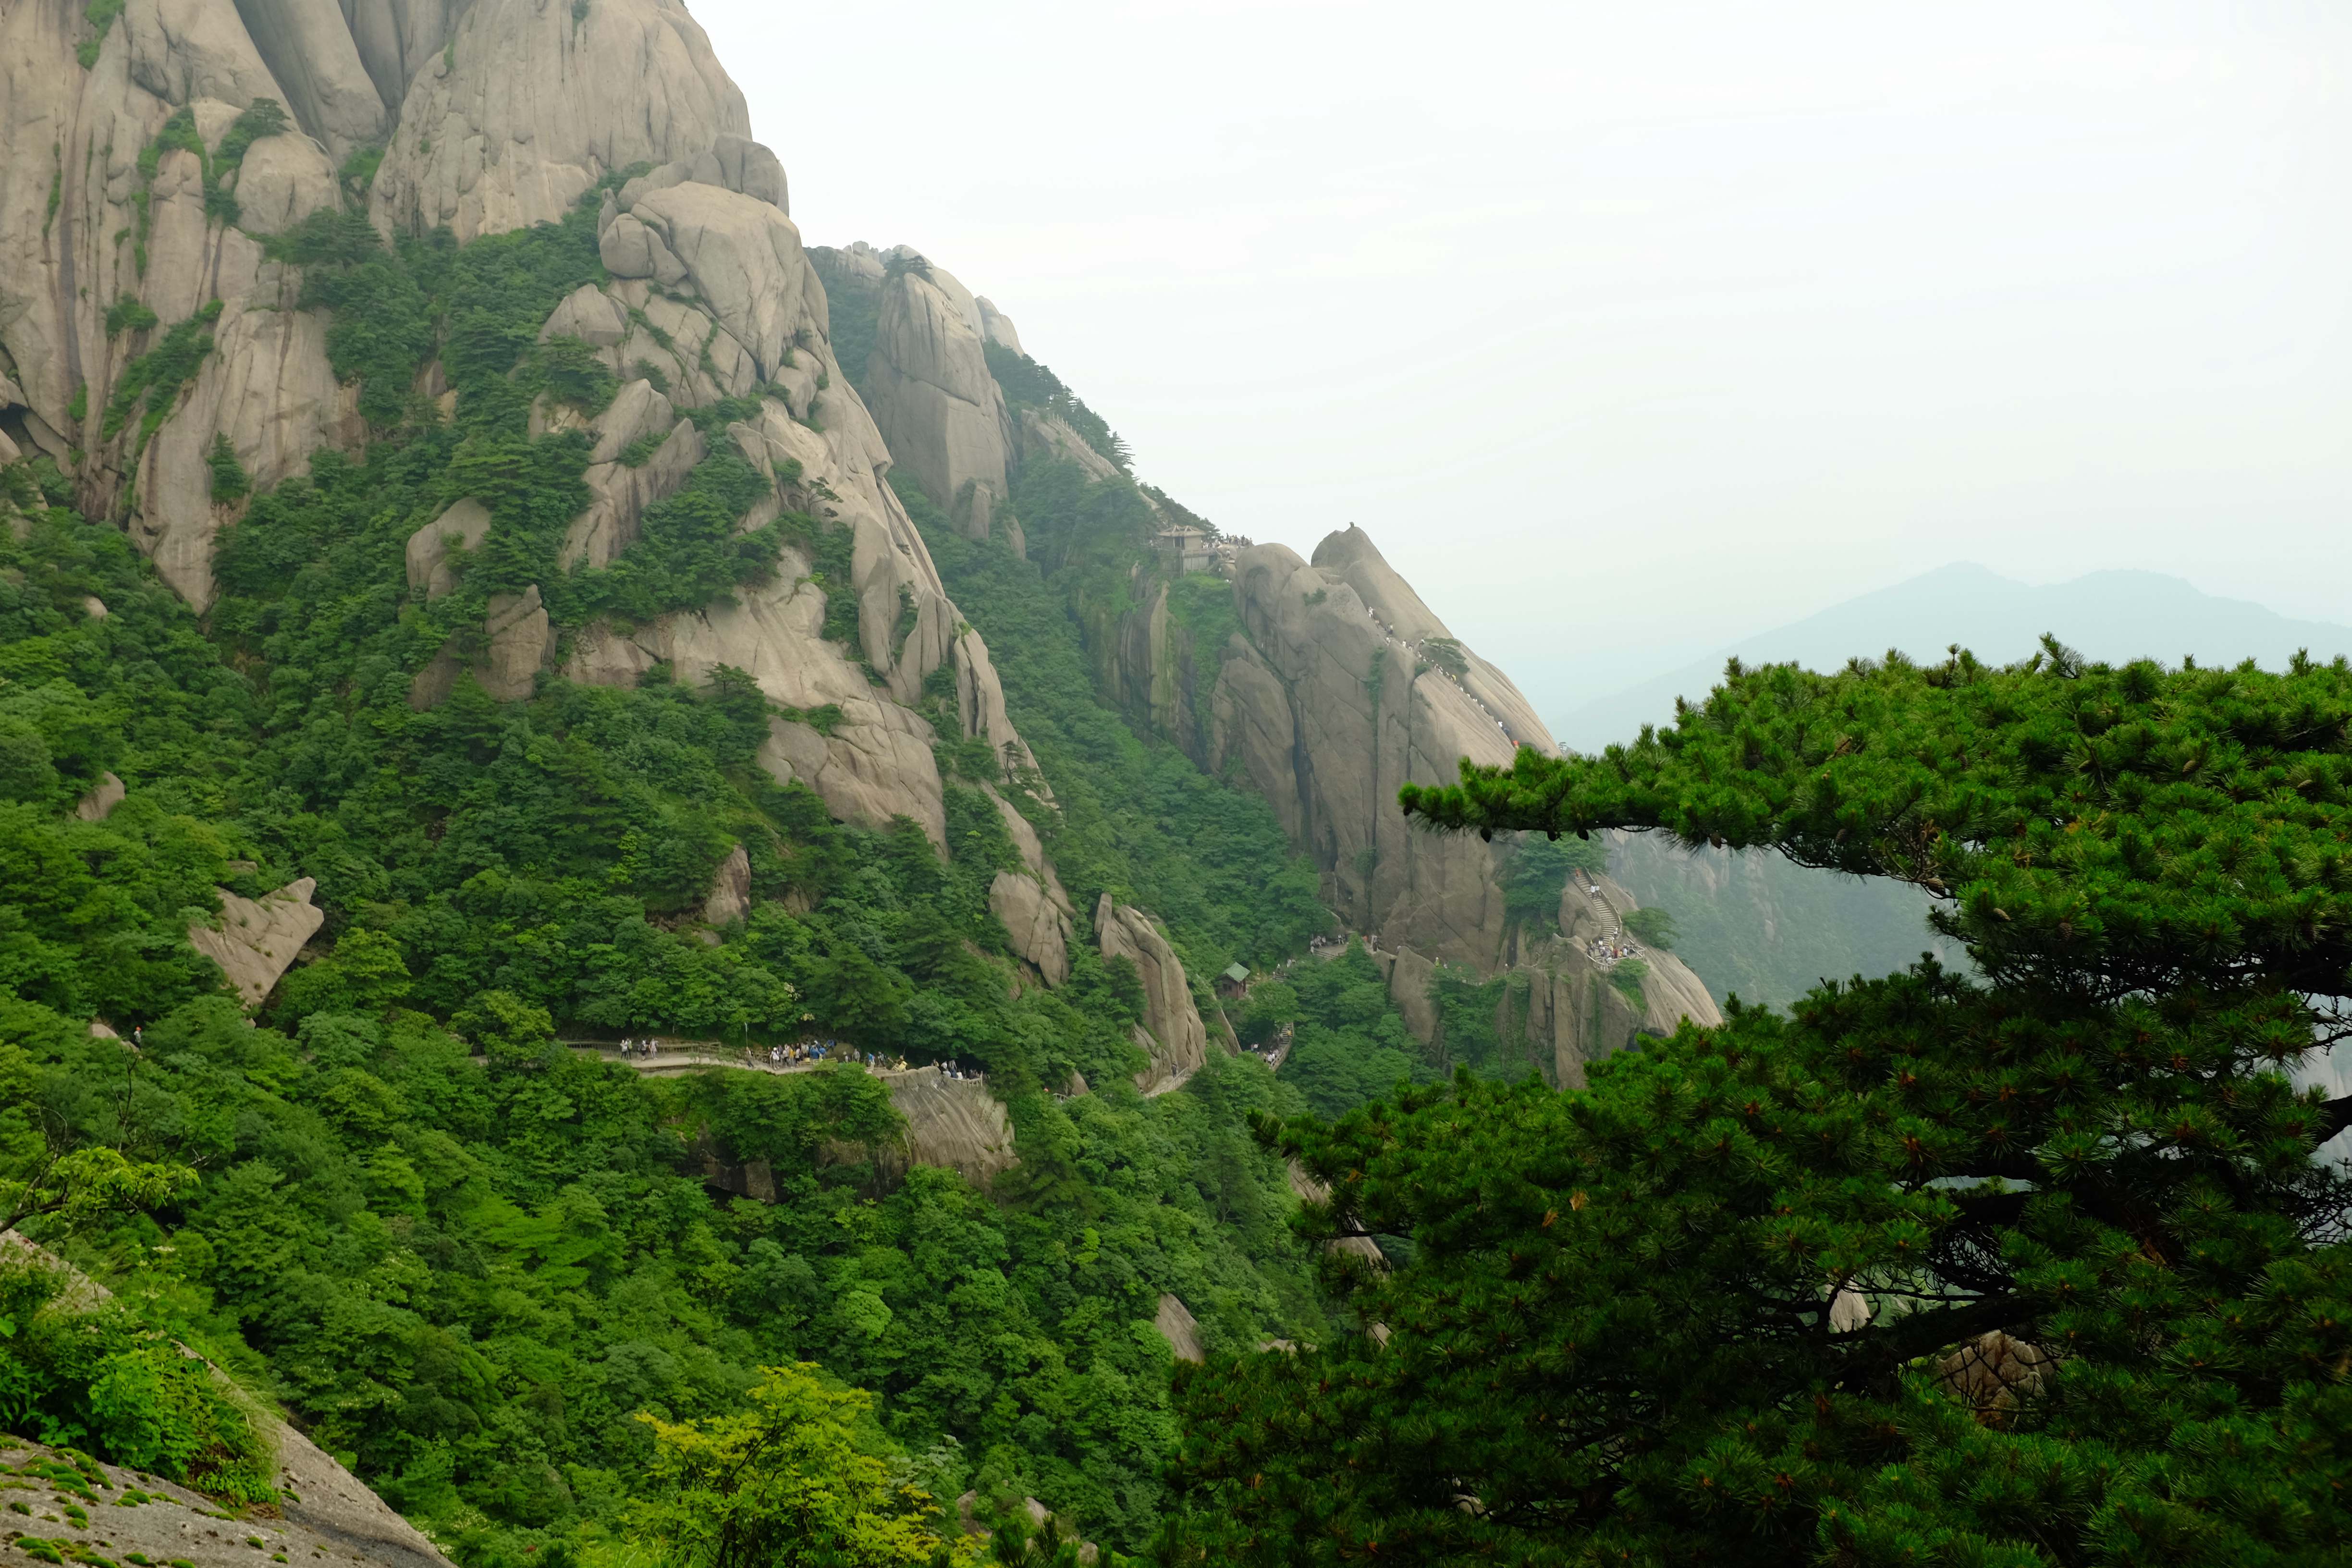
[0, 181, 1444, 1567]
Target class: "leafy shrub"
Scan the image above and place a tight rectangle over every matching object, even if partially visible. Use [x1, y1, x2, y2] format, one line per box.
[100, 301, 221, 451]
[205, 434, 249, 503]
[1606, 955, 1647, 1003]
[1622, 905, 1676, 949]
[0, 1258, 275, 1503]
[530, 334, 618, 416]
[104, 295, 157, 339]
[77, 0, 125, 68]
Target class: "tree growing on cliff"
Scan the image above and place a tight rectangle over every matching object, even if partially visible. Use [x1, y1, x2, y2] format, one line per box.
[627, 1362, 971, 1568]
[1167, 640, 2352, 1566]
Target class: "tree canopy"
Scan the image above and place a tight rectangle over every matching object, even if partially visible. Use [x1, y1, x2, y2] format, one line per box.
[1168, 643, 2352, 1567]
[1405, 639, 2352, 1015]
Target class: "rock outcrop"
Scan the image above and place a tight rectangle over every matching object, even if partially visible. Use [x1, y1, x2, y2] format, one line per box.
[74, 772, 126, 822]
[563, 382, 1041, 851]
[1095, 895, 1210, 1093]
[985, 788, 1074, 985]
[1553, 872, 1717, 1038]
[4, 0, 1071, 946]
[863, 257, 1016, 540]
[1154, 1294, 1204, 1362]
[880, 1070, 1017, 1187]
[1365, 865, 1720, 1087]
[0, 0, 769, 619]
[2, 1239, 453, 1568]
[613, 183, 811, 376]
[404, 498, 491, 600]
[1028, 500, 1723, 1070]
[369, 0, 749, 242]
[976, 296, 1022, 354]
[478, 586, 551, 701]
[188, 877, 325, 1008]
[233, 133, 342, 234]
[0, 0, 376, 612]
[702, 841, 751, 927]
[1196, 532, 1533, 965]
[992, 870, 1072, 987]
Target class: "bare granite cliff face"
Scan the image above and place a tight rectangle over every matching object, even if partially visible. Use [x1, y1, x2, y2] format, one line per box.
[807, 243, 1019, 548]
[1205, 529, 1542, 968]
[1193, 537, 1723, 1067]
[1096, 894, 1213, 1093]
[0, 0, 753, 613]
[0, 0, 358, 610]
[863, 256, 1016, 543]
[368, 0, 749, 242]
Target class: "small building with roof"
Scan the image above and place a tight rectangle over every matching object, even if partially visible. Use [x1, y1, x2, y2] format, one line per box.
[1152, 525, 1216, 576]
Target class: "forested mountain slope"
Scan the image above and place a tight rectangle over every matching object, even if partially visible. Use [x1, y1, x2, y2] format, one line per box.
[0, 0, 1736, 1560]
[815, 242, 1722, 1089]
[0, 0, 1414, 1559]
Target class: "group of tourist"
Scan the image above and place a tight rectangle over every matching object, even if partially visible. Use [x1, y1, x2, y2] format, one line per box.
[1587, 934, 1642, 965]
[1358, 604, 1519, 745]
[609, 1031, 992, 1081]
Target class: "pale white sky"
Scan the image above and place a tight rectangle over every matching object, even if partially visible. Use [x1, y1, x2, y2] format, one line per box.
[696, 0, 2352, 718]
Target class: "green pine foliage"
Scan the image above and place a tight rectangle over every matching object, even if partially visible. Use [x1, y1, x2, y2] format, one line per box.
[99, 301, 220, 453]
[77, 0, 125, 69]
[103, 295, 157, 339]
[1170, 641, 2352, 1565]
[1406, 637, 2352, 1003]
[204, 434, 250, 503]
[1272, 946, 1432, 1120]
[984, 342, 1129, 473]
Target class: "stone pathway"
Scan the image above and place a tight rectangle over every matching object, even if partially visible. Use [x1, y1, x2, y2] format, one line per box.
[562, 1040, 975, 1087]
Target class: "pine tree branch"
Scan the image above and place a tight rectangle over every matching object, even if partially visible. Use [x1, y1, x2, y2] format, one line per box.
[1862, 1293, 2026, 1365]
[2317, 1094, 2352, 1147]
